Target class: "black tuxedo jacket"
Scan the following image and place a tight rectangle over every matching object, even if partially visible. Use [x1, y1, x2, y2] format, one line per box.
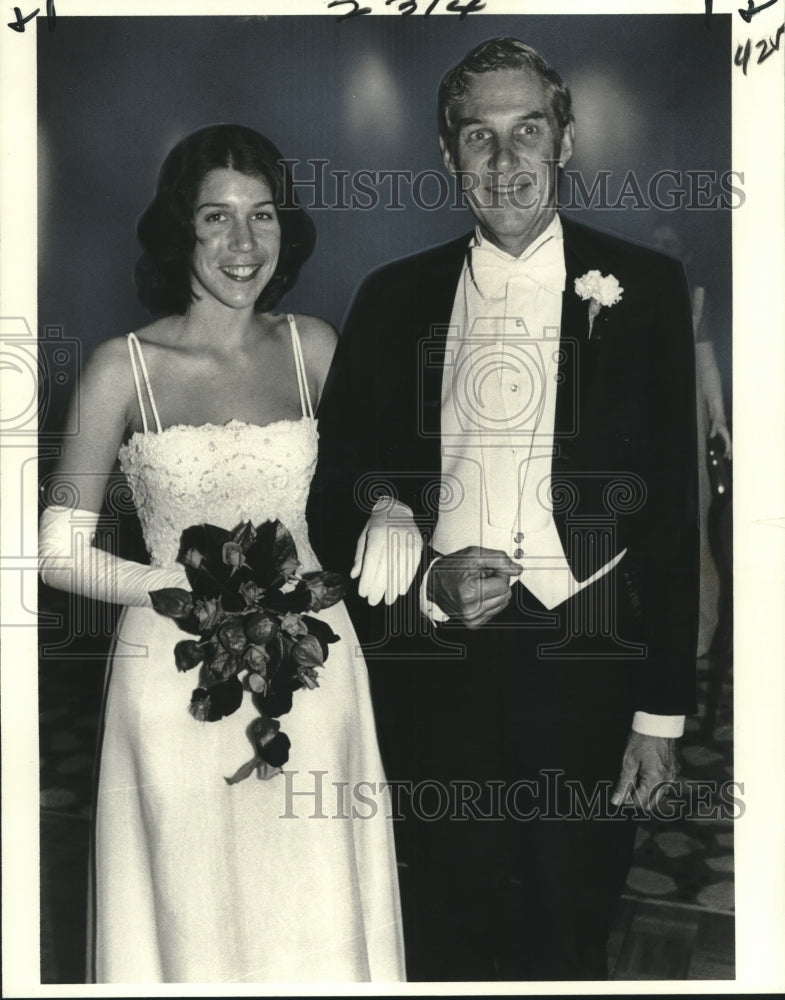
[308, 215, 698, 717]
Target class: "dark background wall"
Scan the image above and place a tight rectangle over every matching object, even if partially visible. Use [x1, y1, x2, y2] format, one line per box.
[38, 13, 732, 437]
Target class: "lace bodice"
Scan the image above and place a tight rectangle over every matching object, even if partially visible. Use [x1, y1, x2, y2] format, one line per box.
[118, 418, 321, 571]
[116, 318, 321, 572]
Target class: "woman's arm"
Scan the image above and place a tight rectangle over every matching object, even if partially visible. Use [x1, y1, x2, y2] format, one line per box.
[39, 337, 188, 605]
[45, 337, 135, 511]
[696, 339, 732, 458]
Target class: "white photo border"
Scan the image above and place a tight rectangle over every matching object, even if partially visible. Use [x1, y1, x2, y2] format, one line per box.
[1, 1, 783, 995]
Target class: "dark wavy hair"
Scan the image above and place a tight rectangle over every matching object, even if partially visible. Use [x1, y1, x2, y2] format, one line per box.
[438, 38, 574, 152]
[134, 124, 316, 315]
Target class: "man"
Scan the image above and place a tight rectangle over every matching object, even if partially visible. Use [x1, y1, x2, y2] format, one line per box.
[309, 37, 698, 981]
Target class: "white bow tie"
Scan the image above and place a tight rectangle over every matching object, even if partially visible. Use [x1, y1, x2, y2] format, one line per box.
[469, 237, 566, 300]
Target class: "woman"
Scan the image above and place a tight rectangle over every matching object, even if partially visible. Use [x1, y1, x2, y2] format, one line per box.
[38, 124, 413, 983]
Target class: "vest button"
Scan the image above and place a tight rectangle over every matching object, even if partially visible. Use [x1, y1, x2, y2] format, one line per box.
[514, 532, 524, 543]
[513, 548, 524, 559]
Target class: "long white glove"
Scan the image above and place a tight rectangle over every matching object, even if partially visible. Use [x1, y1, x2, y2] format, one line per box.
[39, 506, 189, 608]
[350, 497, 423, 606]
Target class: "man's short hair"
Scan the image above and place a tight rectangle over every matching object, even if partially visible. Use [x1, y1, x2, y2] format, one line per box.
[438, 37, 574, 150]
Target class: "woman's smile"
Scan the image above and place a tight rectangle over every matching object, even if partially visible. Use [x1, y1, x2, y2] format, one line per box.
[220, 264, 264, 281]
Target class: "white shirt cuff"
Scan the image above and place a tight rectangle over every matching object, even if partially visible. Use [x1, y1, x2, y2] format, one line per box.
[420, 556, 450, 623]
[632, 711, 685, 738]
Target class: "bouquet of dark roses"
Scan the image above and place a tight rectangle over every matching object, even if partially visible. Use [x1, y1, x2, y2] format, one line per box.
[149, 519, 347, 783]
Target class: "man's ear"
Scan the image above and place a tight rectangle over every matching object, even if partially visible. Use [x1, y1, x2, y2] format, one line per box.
[439, 134, 457, 175]
[558, 122, 575, 168]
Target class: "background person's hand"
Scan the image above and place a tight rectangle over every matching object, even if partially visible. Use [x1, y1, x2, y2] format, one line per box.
[351, 497, 423, 606]
[708, 415, 732, 460]
[427, 546, 522, 628]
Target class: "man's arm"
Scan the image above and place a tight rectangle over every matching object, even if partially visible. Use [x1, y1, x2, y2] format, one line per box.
[613, 253, 700, 807]
[633, 253, 700, 716]
[307, 274, 382, 577]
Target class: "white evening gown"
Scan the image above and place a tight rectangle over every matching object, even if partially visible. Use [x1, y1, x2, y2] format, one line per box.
[90, 320, 405, 984]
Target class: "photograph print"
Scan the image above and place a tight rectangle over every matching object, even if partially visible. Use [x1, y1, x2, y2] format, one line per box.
[1, 1, 783, 993]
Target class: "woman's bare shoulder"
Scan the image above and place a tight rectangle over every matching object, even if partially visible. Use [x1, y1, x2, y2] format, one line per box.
[289, 314, 338, 398]
[291, 313, 338, 362]
[85, 317, 178, 369]
[58, 333, 142, 459]
[79, 318, 180, 412]
[81, 334, 135, 382]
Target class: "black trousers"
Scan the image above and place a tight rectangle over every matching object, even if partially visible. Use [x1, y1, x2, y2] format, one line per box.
[363, 576, 644, 982]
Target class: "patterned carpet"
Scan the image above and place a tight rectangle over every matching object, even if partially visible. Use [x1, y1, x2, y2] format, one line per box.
[622, 654, 735, 916]
[38, 587, 735, 982]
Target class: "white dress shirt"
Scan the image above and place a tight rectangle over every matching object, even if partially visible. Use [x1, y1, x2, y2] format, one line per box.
[422, 215, 683, 738]
[432, 216, 625, 609]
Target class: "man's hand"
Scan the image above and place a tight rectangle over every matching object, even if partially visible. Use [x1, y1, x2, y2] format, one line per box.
[427, 546, 522, 629]
[351, 497, 423, 606]
[611, 731, 680, 812]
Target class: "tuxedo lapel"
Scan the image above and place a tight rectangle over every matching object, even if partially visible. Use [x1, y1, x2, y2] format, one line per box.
[554, 234, 593, 444]
[553, 219, 610, 578]
[418, 235, 471, 441]
[424, 235, 471, 327]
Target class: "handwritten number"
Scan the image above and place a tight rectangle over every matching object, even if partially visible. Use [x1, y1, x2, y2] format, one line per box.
[756, 22, 785, 61]
[385, 0, 417, 13]
[734, 38, 752, 73]
[7, 0, 54, 31]
[7, 6, 38, 31]
[767, 21, 784, 54]
[736, 22, 784, 71]
[327, 0, 372, 20]
[446, 0, 486, 16]
[332, 0, 482, 17]
[739, 0, 779, 24]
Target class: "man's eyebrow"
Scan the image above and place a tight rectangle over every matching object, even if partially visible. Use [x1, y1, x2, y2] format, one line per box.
[455, 110, 548, 130]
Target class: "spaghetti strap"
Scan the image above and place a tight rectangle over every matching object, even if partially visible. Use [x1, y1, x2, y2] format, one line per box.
[126, 332, 163, 434]
[287, 314, 314, 420]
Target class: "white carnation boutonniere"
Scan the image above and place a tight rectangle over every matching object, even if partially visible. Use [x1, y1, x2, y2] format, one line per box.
[574, 270, 624, 339]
